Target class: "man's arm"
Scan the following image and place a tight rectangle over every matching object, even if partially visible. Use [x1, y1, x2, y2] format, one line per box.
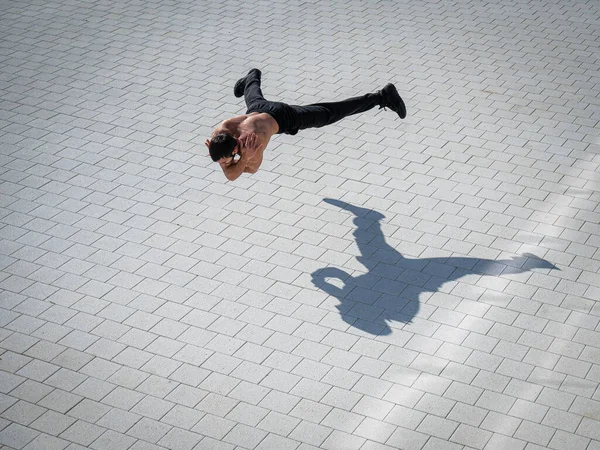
[221, 133, 259, 181]
[221, 152, 253, 181]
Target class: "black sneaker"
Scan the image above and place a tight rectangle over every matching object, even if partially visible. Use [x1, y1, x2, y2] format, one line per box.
[234, 69, 261, 98]
[379, 83, 406, 119]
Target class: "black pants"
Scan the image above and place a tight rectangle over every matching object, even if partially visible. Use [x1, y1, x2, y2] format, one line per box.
[243, 71, 382, 135]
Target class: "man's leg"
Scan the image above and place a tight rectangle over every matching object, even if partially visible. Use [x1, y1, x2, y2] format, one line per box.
[290, 84, 406, 131]
[291, 93, 381, 131]
[233, 69, 267, 112]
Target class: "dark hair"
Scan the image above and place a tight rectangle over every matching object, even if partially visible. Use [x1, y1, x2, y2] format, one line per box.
[209, 133, 237, 161]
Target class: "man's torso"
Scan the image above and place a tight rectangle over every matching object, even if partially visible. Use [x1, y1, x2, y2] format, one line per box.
[215, 113, 279, 171]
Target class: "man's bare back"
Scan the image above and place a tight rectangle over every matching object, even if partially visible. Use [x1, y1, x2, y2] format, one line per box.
[205, 112, 279, 181]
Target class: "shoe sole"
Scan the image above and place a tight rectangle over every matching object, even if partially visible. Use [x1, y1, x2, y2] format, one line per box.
[234, 78, 245, 98]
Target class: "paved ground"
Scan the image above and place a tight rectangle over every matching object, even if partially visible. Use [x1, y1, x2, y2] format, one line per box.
[1, 0, 599, 449]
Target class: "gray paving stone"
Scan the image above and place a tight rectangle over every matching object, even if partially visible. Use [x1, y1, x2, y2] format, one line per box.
[136, 375, 179, 399]
[37, 389, 82, 414]
[541, 408, 582, 433]
[0, 353, 30, 375]
[223, 423, 267, 449]
[157, 427, 203, 450]
[483, 433, 526, 450]
[255, 433, 300, 450]
[288, 420, 332, 447]
[106, 367, 149, 390]
[412, 372, 452, 396]
[451, 423, 492, 449]
[30, 410, 75, 436]
[414, 393, 456, 417]
[320, 408, 364, 434]
[96, 408, 141, 434]
[130, 395, 174, 421]
[321, 429, 365, 450]
[417, 414, 459, 440]
[90, 430, 137, 450]
[257, 411, 300, 436]
[548, 430, 589, 450]
[0, 372, 24, 395]
[190, 414, 235, 441]
[1, 401, 46, 427]
[514, 420, 556, 447]
[126, 417, 171, 444]
[164, 385, 207, 409]
[0, 423, 39, 449]
[59, 420, 105, 447]
[443, 382, 483, 406]
[8, 380, 52, 405]
[15, 360, 58, 382]
[22, 433, 70, 450]
[257, 389, 300, 415]
[102, 387, 145, 411]
[448, 402, 488, 427]
[72, 377, 116, 401]
[226, 402, 269, 428]
[196, 393, 238, 418]
[290, 377, 331, 401]
[386, 427, 429, 450]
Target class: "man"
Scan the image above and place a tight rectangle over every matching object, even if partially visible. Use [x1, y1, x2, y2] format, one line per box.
[206, 69, 407, 181]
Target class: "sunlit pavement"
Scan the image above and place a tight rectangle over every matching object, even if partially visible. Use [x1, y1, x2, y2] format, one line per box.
[0, 0, 599, 449]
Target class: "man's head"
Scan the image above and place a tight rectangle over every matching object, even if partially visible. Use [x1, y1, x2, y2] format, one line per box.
[207, 133, 239, 166]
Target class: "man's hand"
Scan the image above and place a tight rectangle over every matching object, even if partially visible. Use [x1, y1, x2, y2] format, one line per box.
[240, 133, 259, 159]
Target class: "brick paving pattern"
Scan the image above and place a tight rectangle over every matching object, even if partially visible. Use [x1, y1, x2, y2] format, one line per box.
[1, 0, 599, 449]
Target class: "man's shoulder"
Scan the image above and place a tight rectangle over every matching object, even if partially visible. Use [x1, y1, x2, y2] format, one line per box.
[215, 115, 247, 135]
[245, 112, 276, 128]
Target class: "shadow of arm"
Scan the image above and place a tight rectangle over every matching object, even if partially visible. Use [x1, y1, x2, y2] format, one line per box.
[311, 267, 352, 298]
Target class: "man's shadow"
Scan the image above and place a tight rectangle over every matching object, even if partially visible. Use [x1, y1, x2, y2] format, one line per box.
[311, 199, 559, 336]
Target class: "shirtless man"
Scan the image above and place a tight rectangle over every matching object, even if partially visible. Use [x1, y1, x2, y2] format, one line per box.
[206, 69, 407, 181]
